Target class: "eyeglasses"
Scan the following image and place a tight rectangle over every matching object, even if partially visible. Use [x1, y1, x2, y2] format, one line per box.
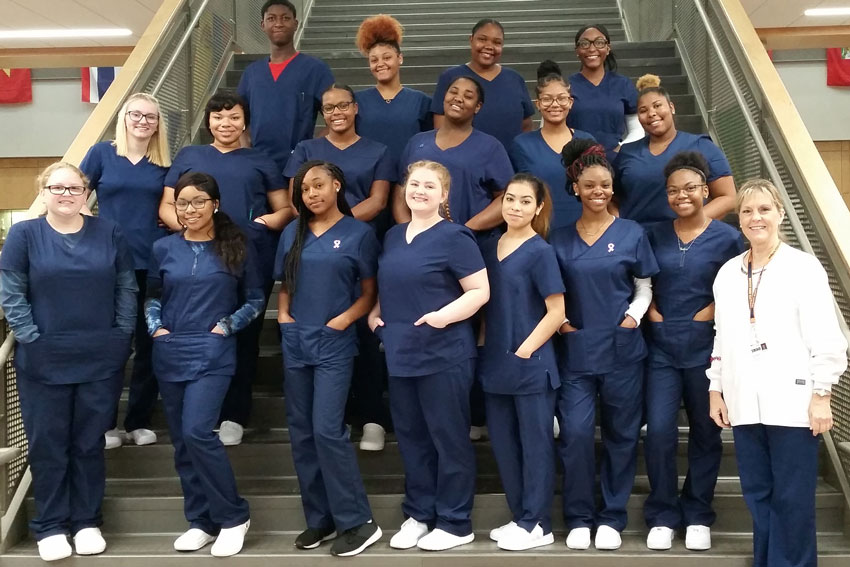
[321, 101, 353, 114]
[666, 184, 707, 197]
[45, 184, 86, 196]
[539, 94, 572, 108]
[175, 197, 213, 211]
[127, 110, 159, 124]
[576, 38, 609, 50]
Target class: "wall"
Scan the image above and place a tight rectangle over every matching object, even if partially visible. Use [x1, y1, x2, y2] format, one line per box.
[816, 141, 850, 209]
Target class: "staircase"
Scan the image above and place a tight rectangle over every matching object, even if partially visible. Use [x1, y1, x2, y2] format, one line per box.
[3, 0, 850, 564]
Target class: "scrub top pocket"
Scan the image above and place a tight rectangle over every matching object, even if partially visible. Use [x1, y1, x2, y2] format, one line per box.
[17, 328, 131, 384]
[481, 350, 549, 394]
[153, 331, 235, 382]
[614, 325, 646, 365]
[648, 319, 714, 368]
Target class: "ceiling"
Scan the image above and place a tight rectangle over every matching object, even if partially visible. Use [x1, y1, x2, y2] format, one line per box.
[0, 0, 847, 49]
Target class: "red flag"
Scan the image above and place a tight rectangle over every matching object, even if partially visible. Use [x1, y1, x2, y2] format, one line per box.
[826, 48, 850, 87]
[0, 68, 32, 104]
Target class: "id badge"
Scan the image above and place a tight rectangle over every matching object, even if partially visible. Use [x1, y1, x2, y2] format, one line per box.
[749, 323, 767, 359]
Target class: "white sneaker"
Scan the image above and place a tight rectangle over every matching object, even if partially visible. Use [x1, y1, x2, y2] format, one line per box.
[416, 528, 474, 551]
[389, 518, 430, 549]
[685, 525, 711, 551]
[469, 425, 488, 441]
[497, 523, 554, 551]
[553, 416, 560, 439]
[646, 526, 674, 550]
[73, 527, 106, 555]
[489, 521, 517, 542]
[218, 421, 244, 446]
[594, 525, 622, 550]
[210, 520, 249, 557]
[359, 423, 386, 451]
[565, 527, 591, 550]
[104, 428, 123, 450]
[125, 428, 157, 446]
[37, 534, 72, 561]
[174, 528, 216, 551]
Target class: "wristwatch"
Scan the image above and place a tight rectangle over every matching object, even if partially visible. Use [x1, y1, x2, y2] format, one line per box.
[813, 389, 832, 398]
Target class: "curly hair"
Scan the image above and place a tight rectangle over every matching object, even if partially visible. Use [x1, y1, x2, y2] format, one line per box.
[356, 14, 403, 55]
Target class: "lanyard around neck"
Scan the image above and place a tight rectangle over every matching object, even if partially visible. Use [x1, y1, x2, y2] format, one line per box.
[747, 243, 780, 324]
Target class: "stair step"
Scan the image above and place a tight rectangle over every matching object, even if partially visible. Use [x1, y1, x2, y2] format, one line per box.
[5, 533, 849, 566]
[300, 30, 627, 49]
[309, 5, 620, 18]
[314, 0, 617, 7]
[302, 18, 624, 38]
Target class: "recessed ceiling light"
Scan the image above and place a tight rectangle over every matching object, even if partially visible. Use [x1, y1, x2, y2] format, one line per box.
[0, 28, 132, 40]
[804, 7, 850, 16]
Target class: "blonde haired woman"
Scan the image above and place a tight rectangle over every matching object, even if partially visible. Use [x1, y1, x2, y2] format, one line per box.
[708, 179, 847, 567]
[80, 92, 171, 449]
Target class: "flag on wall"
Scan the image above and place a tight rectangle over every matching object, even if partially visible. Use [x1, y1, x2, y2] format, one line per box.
[0, 68, 32, 104]
[826, 48, 850, 87]
[81, 66, 121, 103]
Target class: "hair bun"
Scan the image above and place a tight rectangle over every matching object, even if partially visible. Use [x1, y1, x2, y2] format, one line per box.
[537, 59, 562, 79]
[356, 14, 403, 55]
[636, 73, 661, 91]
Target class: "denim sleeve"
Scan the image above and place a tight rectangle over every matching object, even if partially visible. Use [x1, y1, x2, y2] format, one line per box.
[0, 270, 40, 343]
[115, 269, 138, 334]
[217, 287, 265, 336]
[144, 276, 163, 336]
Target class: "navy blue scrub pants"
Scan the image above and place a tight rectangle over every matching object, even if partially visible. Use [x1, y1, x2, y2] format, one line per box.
[733, 424, 819, 567]
[347, 319, 391, 429]
[644, 364, 722, 528]
[485, 390, 556, 533]
[18, 372, 122, 539]
[123, 269, 159, 431]
[388, 359, 476, 536]
[557, 364, 643, 531]
[159, 375, 249, 534]
[284, 358, 372, 532]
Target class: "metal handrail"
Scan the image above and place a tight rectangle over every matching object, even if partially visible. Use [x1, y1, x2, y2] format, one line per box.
[151, 0, 213, 96]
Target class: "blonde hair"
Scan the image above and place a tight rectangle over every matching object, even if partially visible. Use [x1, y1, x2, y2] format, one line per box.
[36, 161, 90, 195]
[114, 93, 172, 167]
[736, 178, 785, 215]
[404, 160, 453, 221]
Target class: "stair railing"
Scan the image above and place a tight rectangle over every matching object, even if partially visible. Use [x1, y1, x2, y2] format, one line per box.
[621, 0, 850, 511]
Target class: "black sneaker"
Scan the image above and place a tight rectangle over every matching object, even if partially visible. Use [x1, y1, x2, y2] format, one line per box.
[295, 526, 336, 550]
[330, 520, 383, 557]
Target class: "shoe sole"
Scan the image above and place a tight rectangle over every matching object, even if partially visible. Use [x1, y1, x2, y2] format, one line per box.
[332, 526, 383, 557]
[295, 531, 337, 550]
[359, 442, 385, 451]
[210, 521, 250, 557]
[175, 536, 216, 552]
[498, 533, 555, 551]
[417, 533, 474, 551]
[389, 536, 422, 550]
[686, 543, 711, 551]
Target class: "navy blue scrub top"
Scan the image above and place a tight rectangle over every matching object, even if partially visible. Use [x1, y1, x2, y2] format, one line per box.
[80, 141, 168, 270]
[0, 216, 134, 384]
[566, 71, 638, 158]
[399, 130, 514, 227]
[273, 215, 379, 367]
[551, 218, 659, 376]
[646, 220, 744, 369]
[615, 131, 732, 226]
[237, 53, 335, 172]
[284, 137, 396, 208]
[509, 128, 596, 230]
[148, 234, 263, 382]
[479, 235, 564, 394]
[377, 220, 485, 377]
[355, 87, 432, 164]
[431, 64, 535, 150]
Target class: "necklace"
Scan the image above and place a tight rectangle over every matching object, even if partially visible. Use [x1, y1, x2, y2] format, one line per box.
[578, 214, 613, 237]
[675, 217, 709, 253]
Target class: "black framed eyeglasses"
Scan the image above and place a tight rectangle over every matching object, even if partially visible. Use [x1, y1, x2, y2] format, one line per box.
[127, 110, 160, 124]
[321, 101, 354, 114]
[666, 184, 707, 198]
[45, 184, 86, 196]
[175, 197, 213, 211]
[576, 38, 609, 50]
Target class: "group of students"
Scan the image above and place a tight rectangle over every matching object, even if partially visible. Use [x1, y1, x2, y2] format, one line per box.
[1, 1, 846, 566]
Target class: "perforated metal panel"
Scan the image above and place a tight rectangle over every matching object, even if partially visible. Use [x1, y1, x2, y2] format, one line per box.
[3, 327, 26, 504]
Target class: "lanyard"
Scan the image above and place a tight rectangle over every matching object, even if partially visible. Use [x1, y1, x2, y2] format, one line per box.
[746, 243, 780, 324]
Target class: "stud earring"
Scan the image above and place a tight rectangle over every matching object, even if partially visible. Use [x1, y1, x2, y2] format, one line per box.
[214, 208, 219, 213]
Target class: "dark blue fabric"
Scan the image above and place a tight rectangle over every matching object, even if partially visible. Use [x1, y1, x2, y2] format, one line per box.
[615, 131, 733, 226]
[355, 87, 432, 163]
[0, 217, 134, 384]
[644, 365, 722, 529]
[509, 128, 596, 230]
[550, 218, 658, 376]
[645, 220, 744, 368]
[430, 65, 534, 149]
[123, 269, 159, 432]
[485, 390, 556, 533]
[237, 53, 335, 171]
[479, 235, 564, 394]
[388, 359, 476, 536]
[80, 141, 168, 269]
[398, 130, 513, 226]
[274, 216, 379, 367]
[284, 358, 372, 531]
[377, 221, 484, 377]
[556, 364, 644, 531]
[566, 71, 638, 156]
[284, 137, 396, 207]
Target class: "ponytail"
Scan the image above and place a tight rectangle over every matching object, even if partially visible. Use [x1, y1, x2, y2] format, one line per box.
[506, 173, 552, 238]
